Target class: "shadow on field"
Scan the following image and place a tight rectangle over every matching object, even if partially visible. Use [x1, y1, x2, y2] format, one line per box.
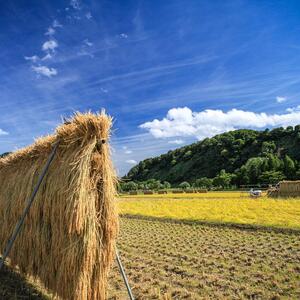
[0, 264, 48, 300]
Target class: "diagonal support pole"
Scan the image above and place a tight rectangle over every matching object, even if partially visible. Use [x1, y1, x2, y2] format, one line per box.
[0, 141, 60, 271]
[116, 249, 135, 300]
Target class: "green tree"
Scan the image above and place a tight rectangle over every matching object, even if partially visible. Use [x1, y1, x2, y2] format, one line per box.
[183, 150, 192, 160]
[235, 165, 249, 186]
[268, 154, 281, 171]
[221, 149, 229, 157]
[122, 181, 138, 191]
[171, 159, 177, 166]
[283, 155, 296, 179]
[258, 171, 285, 184]
[179, 181, 190, 189]
[244, 157, 266, 184]
[261, 141, 276, 156]
[213, 169, 233, 188]
[147, 179, 162, 190]
[163, 181, 171, 189]
[195, 177, 213, 188]
[138, 182, 145, 190]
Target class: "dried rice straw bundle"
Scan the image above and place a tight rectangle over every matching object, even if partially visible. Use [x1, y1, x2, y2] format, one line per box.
[0, 111, 118, 299]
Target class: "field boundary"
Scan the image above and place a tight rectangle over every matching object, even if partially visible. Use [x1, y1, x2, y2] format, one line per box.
[121, 214, 300, 235]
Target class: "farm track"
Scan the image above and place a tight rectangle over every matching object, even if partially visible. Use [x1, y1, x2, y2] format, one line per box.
[1, 216, 300, 299]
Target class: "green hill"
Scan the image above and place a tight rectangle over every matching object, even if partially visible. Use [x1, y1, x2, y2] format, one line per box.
[126, 125, 300, 186]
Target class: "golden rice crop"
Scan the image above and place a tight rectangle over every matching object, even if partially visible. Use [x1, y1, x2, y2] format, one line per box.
[0, 111, 118, 300]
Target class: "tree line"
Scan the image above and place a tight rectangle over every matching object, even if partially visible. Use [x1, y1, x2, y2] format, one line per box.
[125, 126, 300, 186]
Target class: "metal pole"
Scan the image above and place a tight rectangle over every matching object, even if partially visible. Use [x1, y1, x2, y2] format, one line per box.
[116, 249, 134, 300]
[0, 141, 60, 271]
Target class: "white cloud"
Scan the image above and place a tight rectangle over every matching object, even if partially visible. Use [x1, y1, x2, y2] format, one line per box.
[52, 19, 63, 28]
[24, 55, 39, 62]
[286, 105, 300, 113]
[42, 40, 58, 52]
[41, 53, 53, 60]
[168, 139, 184, 145]
[276, 96, 287, 103]
[126, 159, 137, 164]
[86, 12, 92, 19]
[45, 27, 55, 36]
[70, 0, 81, 10]
[77, 49, 94, 58]
[140, 107, 300, 140]
[120, 33, 128, 39]
[100, 87, 108, 93]
[0, 129, 8, 136]
[32, 65, 58, 78]
[83, 39, 93, 47]
[125, 150, 133, 154]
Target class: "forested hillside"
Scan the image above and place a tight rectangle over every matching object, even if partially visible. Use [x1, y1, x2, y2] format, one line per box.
[126, 125, 300, 186]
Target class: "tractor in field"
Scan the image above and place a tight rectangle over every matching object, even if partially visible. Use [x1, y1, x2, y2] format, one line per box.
[249, 188, 262, 198]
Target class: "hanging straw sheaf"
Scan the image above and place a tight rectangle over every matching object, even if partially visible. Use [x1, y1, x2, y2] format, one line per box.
[0, 112, 118, 300]
[279, 180, 300, 197]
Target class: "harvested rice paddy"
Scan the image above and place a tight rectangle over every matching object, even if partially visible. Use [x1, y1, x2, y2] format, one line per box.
[2, 192, 300, 299]
[108, 217, 300, 299]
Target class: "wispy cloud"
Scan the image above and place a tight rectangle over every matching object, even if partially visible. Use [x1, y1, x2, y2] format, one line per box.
[100, 87, 108, 93]
[45, 27, 55, 36]
[141, 107, 300, 140]
[77, 49, 94, 58]
[42, 40, 58, 52]
[90, 56, 216, 86]
[286, 105, 300, 113]
[24, 55, 39, 62]
[168, 139, 184, 145]
[112, 133, 191, 175]
[25, 17, 61, 78]
[70, 0, 81, 10]
[85, 12, 92, 20]
[32, 65, 58, 77]
[52, 19, 63, 28]
[119, 33, 128, 39]
[126, 159, 137, 164]
[276, 96, 287, 103]
[0, 129, 8, 136]
[83, 39, 93, 47]
[41, 53, 53, 60]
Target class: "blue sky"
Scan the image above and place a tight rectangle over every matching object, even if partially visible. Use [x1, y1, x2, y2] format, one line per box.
[0, 0, 300, 175]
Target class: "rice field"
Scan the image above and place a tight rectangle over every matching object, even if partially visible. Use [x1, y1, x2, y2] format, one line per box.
[108, 217, 300, 299]
[2, 191, 300, 299]
[119, 192, 300, 229]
